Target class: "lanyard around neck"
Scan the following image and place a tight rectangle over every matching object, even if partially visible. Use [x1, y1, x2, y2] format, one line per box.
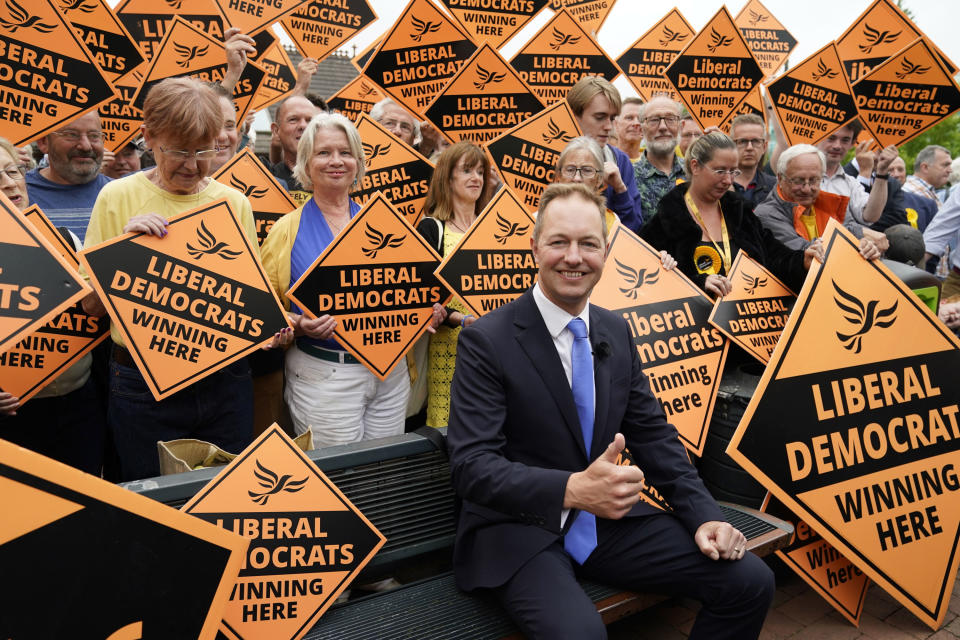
[684, 191, 731, 272]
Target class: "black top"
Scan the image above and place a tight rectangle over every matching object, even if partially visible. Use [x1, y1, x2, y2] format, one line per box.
[640, 182, 807, 293]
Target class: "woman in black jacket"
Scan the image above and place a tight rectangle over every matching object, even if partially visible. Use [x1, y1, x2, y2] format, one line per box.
[640, 132, 820, 297]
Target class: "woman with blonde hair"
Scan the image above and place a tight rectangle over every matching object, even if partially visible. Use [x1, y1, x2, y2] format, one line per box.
[262, 112, 412, 446]
[416, 141, 490, 427]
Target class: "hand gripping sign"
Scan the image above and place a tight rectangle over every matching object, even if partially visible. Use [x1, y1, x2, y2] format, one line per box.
[0, 438, 247, 639]
[0, 193, 91, 357]
[0, 206, 109, 404]
[727, 218, 960, 630]
[708, 250, 796, 365]
[79, 199, 291, 401]
[182, 424, 386, 640]
[434, 188, 538, 318]
[590, 226, 729, 456]
[286, 192, 449, 380]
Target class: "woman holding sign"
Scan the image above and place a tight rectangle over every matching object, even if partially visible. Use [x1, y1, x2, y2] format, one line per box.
[0, 137, 106, 475]
[416, 142, 491, 428]
[83, 78, 290, 481]
[640, 132, 819, 298]
[261, 113, 412, 447]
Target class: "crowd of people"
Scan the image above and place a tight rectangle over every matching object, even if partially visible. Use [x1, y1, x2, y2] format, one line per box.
[0, 22, 958, 639]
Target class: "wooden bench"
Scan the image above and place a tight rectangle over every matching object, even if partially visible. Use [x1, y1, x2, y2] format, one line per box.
[124, 430, 793, 638]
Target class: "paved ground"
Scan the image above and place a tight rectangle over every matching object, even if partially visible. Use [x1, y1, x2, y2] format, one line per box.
[608, 559, 960, 639]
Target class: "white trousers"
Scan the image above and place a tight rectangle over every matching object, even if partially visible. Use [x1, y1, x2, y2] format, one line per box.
[284, 346, 409, 447]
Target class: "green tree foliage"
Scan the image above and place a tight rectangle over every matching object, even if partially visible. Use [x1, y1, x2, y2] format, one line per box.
[900, 113, 960, 173]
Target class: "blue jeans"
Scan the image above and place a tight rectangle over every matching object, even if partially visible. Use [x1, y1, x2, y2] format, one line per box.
[108, 358, 253, 481]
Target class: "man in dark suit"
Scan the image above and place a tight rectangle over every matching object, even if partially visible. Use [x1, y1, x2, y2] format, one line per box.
[447, 183, 775, 639]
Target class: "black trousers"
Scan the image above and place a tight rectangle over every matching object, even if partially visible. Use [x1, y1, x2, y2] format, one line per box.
[493, 512, 775, 640]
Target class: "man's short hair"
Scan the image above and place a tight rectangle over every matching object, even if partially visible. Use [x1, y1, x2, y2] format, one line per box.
[840, 119, 864, 141]
[369, 98, 422, 146]
[777, 144, 826, 177]
[639, 96, 682, 119]
[567, 77, 621, 117]
[915, 144, 950, 169]
[730, 113, 765, 130]
[621, 97, 644, 111]
[533, 183, 607, 241]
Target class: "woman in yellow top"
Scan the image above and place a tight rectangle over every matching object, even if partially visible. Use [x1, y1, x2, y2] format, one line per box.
[416, 142, 491, 428]
[261, 112, 417, 447]
[83, 77, 289, 481]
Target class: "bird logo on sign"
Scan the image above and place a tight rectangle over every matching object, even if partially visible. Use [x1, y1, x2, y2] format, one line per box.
[362, 224, 405, 258]
[249, 460, 308, 506]
[186, 220, 243, 260]
[174, 42, 209, 68]
[707, 28, 734, 53]
[493, 213, 530, 245]
[229, 176, 269, 199]
[362, 142, 391, 167]
[895, 58, 931, 80]
[659, 26, 687, 48]
[358, 82, 377, 99]
[858, 24, 902, 54]
[748, 9, 768, 26]
[474, 65, 506, 90]
[615, 259, 659, 299]
[811, 59, 839, 81]
[58, 0, 97, 14]
[832, 280, 898, 354]
[165, 0, 182, 9]
[541, 118, 573, 144]
[549, 27, 580, 51]
[0, 0, 56, 33]
[410, 15, 441, 43]
[741, 271, 768, 295]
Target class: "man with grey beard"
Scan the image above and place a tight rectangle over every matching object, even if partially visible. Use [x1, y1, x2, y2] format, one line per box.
[26, 111, 112, 212]
[633, 96, 686, 217]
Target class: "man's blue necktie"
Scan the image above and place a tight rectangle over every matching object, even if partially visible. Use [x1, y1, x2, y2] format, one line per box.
[564, 317, 597, 564]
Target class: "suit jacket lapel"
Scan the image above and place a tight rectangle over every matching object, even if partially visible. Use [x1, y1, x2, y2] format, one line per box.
[514, 292, 588, 461]
[589, 306, 613, 459]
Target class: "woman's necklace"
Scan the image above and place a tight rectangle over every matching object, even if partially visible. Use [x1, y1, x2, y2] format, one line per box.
[448, 216, 472, 233]
[684, 191, 732, 272]
[323, 211, 349, 236]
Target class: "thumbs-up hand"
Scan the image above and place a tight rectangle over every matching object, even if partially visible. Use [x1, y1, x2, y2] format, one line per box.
[563, 433, 645, 520]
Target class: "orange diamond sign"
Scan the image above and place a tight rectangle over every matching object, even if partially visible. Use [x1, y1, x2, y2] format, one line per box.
[509, 8, 620, 105]
[733, 0, 797, 79]
[286, 192, 449, 379]
[708, 250, 795, 364]
[183, 424, 386, 640]
[765, 43, 859, 147]
[212, 148, 299, 246]
[437, 0, 549, 48]
[78, 199, 291, 400]
[484, 100, 582, 213]
[435, 188, 537, 318]
[852, 37, 960, 149]
[327, 75, 384, 123]
[591, 226, 729, 455]
[727, 218, 960, 630]
[361, 0, 477, 117]
[664, 6, 764, 130]
[424, 43, 545, 145]
[615, 8, 695, 103]
[281, 0, 377, 62]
